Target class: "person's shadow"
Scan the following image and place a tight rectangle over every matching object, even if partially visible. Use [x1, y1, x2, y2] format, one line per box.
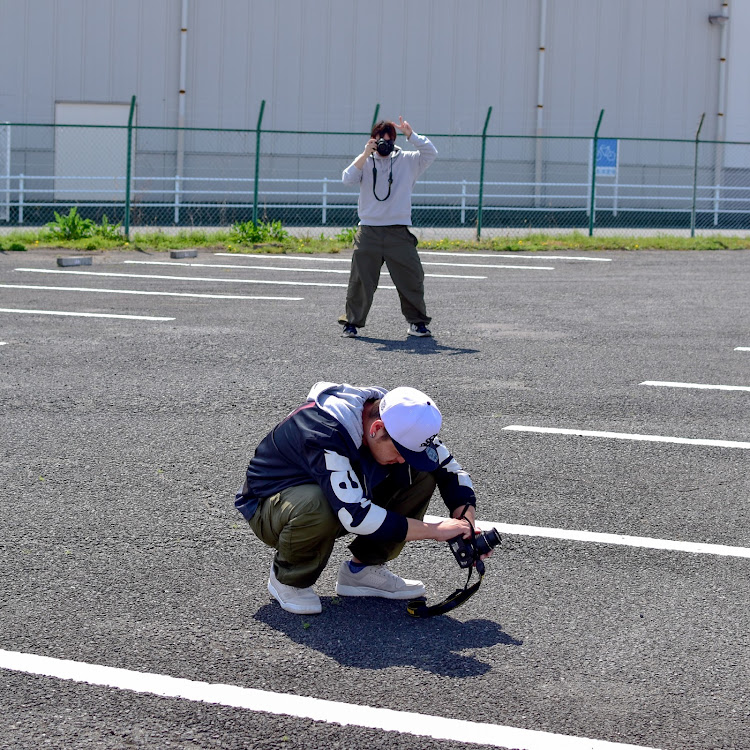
[352, 335, 479, 356]
[254, 598, 522, 677]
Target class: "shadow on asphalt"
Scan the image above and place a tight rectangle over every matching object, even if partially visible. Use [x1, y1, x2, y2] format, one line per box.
[352, 335, 479, 356]
[254, 599, 522, 677]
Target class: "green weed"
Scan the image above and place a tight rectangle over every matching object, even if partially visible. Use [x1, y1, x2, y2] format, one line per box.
[230, 219, 290, 244]
[93, 214, 123, 240]
[45, 207, 95, 241]
[43, 208, 125, 243]
[334, 226, 358, 244]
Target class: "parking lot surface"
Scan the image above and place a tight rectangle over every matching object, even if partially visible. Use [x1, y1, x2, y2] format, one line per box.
[1, 247, 748, 749]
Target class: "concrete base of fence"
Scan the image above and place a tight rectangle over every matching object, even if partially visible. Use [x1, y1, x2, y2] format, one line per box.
[170, 249, 198, 259]
[57, 256, 93, 267]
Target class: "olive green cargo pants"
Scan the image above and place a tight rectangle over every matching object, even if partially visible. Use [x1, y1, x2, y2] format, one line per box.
[344, 225, 431, 328]
[248, 469, 436, 588]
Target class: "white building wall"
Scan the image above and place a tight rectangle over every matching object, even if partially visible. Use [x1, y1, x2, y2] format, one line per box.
[726, 0, 750, 166]
[1, 0, 745, 142]
[0, 0, 179, 126]
[544, 0, 719, 138]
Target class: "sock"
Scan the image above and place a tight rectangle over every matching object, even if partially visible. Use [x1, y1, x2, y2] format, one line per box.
[348, 560, 368, 573]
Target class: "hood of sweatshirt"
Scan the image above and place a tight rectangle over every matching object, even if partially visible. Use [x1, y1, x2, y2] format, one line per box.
[306, 382, 387, 448]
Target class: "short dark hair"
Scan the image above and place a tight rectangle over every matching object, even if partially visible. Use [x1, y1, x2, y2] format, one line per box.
[370, 120, 397, 140]
[364, 398, 391, 440]
[364, 399, 381, 421]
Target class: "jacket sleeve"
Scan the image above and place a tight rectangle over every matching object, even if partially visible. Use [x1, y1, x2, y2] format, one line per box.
[432, 439, 477, 514]
[301, 430, 409, 542]
[405, 131, 438, 176]
[342, 161, 363, 185]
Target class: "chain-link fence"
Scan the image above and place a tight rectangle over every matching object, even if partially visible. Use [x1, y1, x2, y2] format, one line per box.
[3, 112, 750, 239]
[0, 123, 10, 222]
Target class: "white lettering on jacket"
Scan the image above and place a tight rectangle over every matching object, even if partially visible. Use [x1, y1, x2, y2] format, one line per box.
[324, 449, 386, 535]
[324, 449, 364, 504]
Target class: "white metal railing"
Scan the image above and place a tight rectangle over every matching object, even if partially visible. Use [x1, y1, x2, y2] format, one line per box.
[3, 173, 750, 226]
[0, 124, 10, 222]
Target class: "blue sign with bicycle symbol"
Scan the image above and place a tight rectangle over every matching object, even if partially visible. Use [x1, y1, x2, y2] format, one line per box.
[596, 139, 618, 176]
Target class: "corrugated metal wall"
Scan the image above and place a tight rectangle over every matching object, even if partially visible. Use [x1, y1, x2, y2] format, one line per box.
[0, 0, 733, 140]
[1, 0, 178, 125]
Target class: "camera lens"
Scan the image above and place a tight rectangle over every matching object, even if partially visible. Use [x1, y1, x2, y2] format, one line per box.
[376, 138, 394, 156]
[474, 528, 501, 556]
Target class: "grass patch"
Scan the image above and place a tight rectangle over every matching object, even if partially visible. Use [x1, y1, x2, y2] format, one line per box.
[2, 227, 749, 253]
[132, 230, 234, 250]
[420, 231, 750, 252]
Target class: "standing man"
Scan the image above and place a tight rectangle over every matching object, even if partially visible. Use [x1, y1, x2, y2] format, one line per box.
[234, 382, 479, 615]
[340, 117, 437, 338]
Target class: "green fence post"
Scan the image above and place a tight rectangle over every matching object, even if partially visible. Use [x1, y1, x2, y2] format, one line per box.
[370, 104, 380, 130]
[588, 108, 604, 237]
[690, 113, 705, 238]
[124, 95, 136, 241]
[476, 106, 493, 241]
[252, 99, 266, 227]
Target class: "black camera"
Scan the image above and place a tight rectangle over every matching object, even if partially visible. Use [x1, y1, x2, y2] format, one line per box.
[448, 527, 501, 575]
[376, 138, 395, 156]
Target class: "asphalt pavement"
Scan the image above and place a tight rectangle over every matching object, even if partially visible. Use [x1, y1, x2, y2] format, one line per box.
[0, 245, 748, 749]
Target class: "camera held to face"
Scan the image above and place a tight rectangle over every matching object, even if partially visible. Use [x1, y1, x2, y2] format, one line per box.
[448, 527, 501, 575]
[376, 138, 395, 156]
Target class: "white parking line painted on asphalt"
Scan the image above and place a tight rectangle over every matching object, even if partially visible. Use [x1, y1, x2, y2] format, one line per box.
[130, 259, 352, 273]
[123, 259, 487, 280]
[424, 516, 750, 560]
[419, 260, 552, 271]
[641, 380, 750, 392]
[214, 253, 345, 262]
[0, 649, 660, 750]
[502, 425, 750, 449]
[0, 308, 174, 321]
[419, 251, 612, 262]
[14, 268, 379, 289]
[735, 347, 750, 351]
[212, 252, 550, 271]
[0, 283, 303, 301]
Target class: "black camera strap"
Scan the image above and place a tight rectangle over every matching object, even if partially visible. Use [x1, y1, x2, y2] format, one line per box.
[407, 507, 484, 618]
[406, 567, 483, 618]
[371, 153, 394, 202]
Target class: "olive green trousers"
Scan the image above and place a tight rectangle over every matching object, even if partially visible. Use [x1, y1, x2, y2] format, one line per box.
[248, 469, 436, 587]
[344, 225, 431, 328]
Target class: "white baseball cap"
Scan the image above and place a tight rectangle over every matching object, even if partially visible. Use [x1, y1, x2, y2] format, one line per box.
[379, 386, 442, 471]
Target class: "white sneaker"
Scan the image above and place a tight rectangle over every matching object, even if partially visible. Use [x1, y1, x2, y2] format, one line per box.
[335, 561, 426, 599]
[268, 565, 322, 615]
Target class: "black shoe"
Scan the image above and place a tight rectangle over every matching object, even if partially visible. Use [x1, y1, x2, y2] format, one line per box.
[342, 323, 358, 338]
[408, 323, 432, 337]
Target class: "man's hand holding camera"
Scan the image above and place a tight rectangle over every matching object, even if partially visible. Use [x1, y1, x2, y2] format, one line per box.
[445, 505, 500, 577]
[451, 504, 496, 563]
[353, 137, 379, 169]
[403, 503, 495, 566]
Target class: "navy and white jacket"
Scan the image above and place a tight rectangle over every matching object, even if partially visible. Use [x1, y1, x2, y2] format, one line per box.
[235, 382, 476, 543]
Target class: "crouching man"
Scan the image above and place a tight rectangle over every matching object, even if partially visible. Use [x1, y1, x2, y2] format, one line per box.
[234, 382, 478, 615]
